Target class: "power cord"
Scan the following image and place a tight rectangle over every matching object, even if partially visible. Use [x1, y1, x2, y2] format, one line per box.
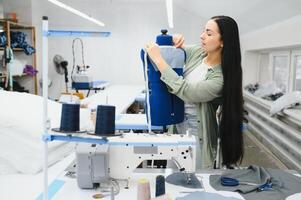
[71, 38, 85, 82]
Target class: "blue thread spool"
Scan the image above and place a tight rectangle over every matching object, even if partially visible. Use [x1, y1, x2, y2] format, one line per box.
[60, 103, 80, 132]
[95, 105, 115, 136]
[155, 175, 165, 197]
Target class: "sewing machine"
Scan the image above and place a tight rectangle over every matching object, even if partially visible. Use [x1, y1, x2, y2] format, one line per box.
[76, 133, 196, 189]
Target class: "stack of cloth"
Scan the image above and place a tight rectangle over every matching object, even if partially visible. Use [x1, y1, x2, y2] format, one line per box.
[23, 65, 38, 76]
[0, 31, 36, 55]
[210, 165, 301, 200]
[244, 83, 259, 94]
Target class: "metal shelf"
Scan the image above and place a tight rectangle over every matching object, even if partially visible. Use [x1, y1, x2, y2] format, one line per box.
[43, 133, 108, 145]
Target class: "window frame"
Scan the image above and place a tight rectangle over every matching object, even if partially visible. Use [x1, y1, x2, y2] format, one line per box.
[269, 51, 290, 93]
[291, 50, 301, 92]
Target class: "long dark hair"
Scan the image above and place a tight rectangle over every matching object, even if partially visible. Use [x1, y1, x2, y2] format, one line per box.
[211, 16, 244, 166]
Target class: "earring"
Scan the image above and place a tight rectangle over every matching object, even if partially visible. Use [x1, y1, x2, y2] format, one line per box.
[221, 44, 223, 48]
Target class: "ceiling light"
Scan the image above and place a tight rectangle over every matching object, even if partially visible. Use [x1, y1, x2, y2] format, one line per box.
[47, 0, 105, 27]
[166, 0, 174, 28]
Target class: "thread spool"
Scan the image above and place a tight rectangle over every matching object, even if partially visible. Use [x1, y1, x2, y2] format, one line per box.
[60, 103, 80, 132]
[155, 175, 165, 197]
[137, 178, 151, 200]
[52, 103, 81, 133]
[95, 105, 115, 136]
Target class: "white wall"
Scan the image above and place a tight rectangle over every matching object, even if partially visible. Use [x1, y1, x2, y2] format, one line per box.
[29, 0, 202, 99]
[241, 14, 301, 85]
[0, 0, 4, 18]
[3, 0, 31, 24]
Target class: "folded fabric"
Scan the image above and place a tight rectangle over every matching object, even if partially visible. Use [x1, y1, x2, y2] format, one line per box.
[10, 31, 26, 48]
[244, 83, 259, 94]
[262, 92, 283, 101]
[0, 32, 7, 46]
[253, 82, 282, 97]
[269, 91, 301, 116]
[0, 31, 36, 55]
[210, 165, 301, 200]
[175, 191, 241, 200]
[23, 64, 38, 76]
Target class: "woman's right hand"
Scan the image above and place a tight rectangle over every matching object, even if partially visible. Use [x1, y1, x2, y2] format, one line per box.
[173, 34, 185, 48]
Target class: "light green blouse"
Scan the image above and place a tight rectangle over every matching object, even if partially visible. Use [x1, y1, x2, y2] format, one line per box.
[160, 44, 224, 168]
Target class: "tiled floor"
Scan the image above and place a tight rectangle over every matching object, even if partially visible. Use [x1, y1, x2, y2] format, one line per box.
[240, 131, 288, 170]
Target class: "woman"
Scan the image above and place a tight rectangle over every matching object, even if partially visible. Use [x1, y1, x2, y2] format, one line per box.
[145, 16, 244, 169]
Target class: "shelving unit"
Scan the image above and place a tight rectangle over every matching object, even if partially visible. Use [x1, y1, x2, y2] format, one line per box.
[243, 91, 301, 172]
[0, 19, 38, 94]
[41, 16, 111, 200]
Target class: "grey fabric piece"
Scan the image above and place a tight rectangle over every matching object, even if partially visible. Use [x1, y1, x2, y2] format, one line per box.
[165, 172, 202, 189]
[175, 191, 241, 200]
[269, 91, 301, 115]
[150, 47, 185, 71]
[210, 165, 301, 200]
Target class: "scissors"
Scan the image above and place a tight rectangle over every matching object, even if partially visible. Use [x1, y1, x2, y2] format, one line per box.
[221, 176, 259, 186]
[257, 182, 273, 191]
[221, 176, 273, 191]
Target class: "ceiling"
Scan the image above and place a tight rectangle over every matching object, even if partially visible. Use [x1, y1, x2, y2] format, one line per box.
[42, 0, 301, 35]
[174, 0, 301, 34]
[108, 0, 301, 34]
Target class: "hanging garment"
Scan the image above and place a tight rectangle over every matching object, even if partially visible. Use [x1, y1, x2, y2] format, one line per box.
[5, 47, 14, 89]
[141, 30, 186, 126]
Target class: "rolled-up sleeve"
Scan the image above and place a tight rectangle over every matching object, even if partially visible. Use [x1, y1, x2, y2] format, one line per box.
[184, 45, 204, 63]
[160, 66, 223, 103]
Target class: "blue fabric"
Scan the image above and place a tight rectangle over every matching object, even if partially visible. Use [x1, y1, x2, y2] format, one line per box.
[0, 31, 36, 55]
[140, 52, 185, 126]
[0, 32, 6, 46]
[156, 29, 173, 45]
[10, 31, 26, 48]
[140, 31, 186, 126]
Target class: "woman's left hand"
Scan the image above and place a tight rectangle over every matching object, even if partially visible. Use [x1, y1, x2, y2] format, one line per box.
[145, 41, 168, 72]
[145, 42, 163, 65]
